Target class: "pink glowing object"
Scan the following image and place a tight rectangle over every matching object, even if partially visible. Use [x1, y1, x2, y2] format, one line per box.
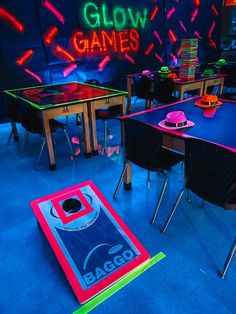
[170, 53, 178, 65]
[153, 30, 163, 45]
[42, 0, 65, 24]
[63, 64, 77, 77]
[190, 8, 199, 22]
[167, 7, 176, 19]
[150, 6, 159, 21]
[98, 56, 111, 72]
[144, 43, 154, 55]
[179, 21, 187, 33]
[154, 53, 162, 63]
[208, 21, 216, 38]
[124, 53, 135, 64]
[24, 69, 42, 83]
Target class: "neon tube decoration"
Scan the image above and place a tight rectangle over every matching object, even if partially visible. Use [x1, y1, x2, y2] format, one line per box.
[179, 21, 187, 33]
[43, 26, 58, 45]
[190, 8, 199, 22]
[193, 30, 202, 40]
[63, 64, 77, 77]
[0, 7, 25, 33]
[167, 7, 176, 19]
[154, 53, 162, 63]
[54, 45, 76, 62]
[153, 30, 163, 45]
[42, 0, 65, 24]
[16, 50, 34, 66]
[211, 5, 218, 16]
[150, 6, 159, 21]
[208, 21, 216, 38]
[144, 43, 154, 56]
[98, 56, 111, 72]
[24, 69, 43, 83]
[124, 53, 135, 64]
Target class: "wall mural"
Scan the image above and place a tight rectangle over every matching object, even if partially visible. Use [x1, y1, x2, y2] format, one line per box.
[0, 0, 221, 92]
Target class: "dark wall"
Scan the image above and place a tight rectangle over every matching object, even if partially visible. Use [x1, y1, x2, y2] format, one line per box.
[0, 0, 222, 119]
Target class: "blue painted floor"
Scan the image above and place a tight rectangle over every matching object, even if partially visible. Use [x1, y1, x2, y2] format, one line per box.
[0, 99, 235, 314]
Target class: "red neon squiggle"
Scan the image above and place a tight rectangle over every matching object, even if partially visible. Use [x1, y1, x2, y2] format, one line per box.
[43, 26, 58, 45]
[98, 56, 111, 72]
[0, 7, 25, 33]
[124, 53, 135, 64]
[167, 7, 176, 19]
[63, 64, 77, 77]
[177, 47, 182, 57]
[192, 0, 200, 6]
[153, 30, 163, 45]
[16, 49, 34, 66]
[211, 4, 218, 16]
[194, 30, 202, 40]
[179, 21, 187, 33]
[154, 53, 162, 63]
[24, 69, 43, 83]
[150, 6, 159, 21]
[54, 45, 75, 62]
[144, 43, 154, 55]
[209, 38, 216, 49]
[208, 21, 216, 38]
[170, 53, 178, 65]
[190, 8, 199, 22]
[42, 0, 65, 24]
[168, 29, 177, 44]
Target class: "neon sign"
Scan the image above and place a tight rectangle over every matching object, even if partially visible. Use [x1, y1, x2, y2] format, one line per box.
[83, 3, 147, 29]
[72, 29, 139, 54]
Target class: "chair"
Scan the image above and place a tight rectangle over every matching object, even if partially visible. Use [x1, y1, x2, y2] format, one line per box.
[19, 105, 73, 170]
[155, 77, 178, 104]
[85, 79, 122, 150]
[132, 74, 156, 112]
[7, 98, 22, 145]
[113, 118, 183, 222]
[162, 138, 236, 278]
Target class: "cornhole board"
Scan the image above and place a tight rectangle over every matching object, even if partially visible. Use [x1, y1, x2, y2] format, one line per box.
[30, 180, 150, 304]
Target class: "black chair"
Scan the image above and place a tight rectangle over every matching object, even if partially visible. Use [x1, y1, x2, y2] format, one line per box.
[155, 77, 178, 104]
[132, 74, 156, 112]
[20, 105, 73, 170]
[162, 138, 236, 278]
[85, 79, 122, 150]
[113, 118, 183, 221]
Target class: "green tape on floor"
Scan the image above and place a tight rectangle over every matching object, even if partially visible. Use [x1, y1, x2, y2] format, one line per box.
[73, 251, 166, 314]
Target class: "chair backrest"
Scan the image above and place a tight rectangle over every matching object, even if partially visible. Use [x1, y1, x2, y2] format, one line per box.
[185, 138, 236, 210]
[123, 118, 163, 171]
[155, 77, 175, 103]
[133, 75, 155, 100]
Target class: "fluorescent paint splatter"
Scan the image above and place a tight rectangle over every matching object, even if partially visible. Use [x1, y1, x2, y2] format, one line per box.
[190, 8, 199, 22]
[42, 0, 65, 24]
[0, 7, 25, 33]
[192, 0, 201, 6]
[167, 7, 176, 19]
[170, 52, 178, 65]
[211, 4, 218, 16]
[193, 30, 202, 40]
[209, 38, 216, 49]
[153, 30, 163, 45]
[124, 53, 135, 64]
[208, 21, 216, 38]
[144, 43, 154, 55]
[168, 29, 177, 44]
[54, 45, 76, 62]
[179, 21, 187, 33]
[150, 6, 158, 21]
[16, 49, 34, 66]
[43, 26, 58, 45]
[154, 53, 162, 63]
[24, 68, 43, 83]
[98, 55, 111, 71]
[63, 64, 77, 77]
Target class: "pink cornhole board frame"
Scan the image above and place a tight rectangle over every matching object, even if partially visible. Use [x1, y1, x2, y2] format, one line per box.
[30, 180, 150, 304]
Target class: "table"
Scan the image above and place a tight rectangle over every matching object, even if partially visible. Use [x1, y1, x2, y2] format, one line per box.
[126, 72, 226, 113]
[5, 82, 127, 169]
[121, 96, 236, 187]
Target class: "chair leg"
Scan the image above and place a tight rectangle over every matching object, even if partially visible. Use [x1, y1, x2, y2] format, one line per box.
[19, 130, 29, 158]
[7, 121, 18, 145]
[63, 128, 74, 156]
[36, 138, 46, 170]
[162, 188, 185, 233]
[113, 162, 129, 199]
[151, 172, 168, 224]
[220, 239, 236, 279]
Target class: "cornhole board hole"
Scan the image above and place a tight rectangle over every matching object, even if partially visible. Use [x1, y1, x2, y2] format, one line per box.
[30, 180, 150, 304]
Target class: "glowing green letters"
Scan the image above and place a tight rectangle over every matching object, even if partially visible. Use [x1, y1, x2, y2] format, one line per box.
[83, 2, 147, 29]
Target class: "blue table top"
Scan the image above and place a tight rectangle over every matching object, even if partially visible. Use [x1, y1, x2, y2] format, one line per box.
[123, 96, 236, 152]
